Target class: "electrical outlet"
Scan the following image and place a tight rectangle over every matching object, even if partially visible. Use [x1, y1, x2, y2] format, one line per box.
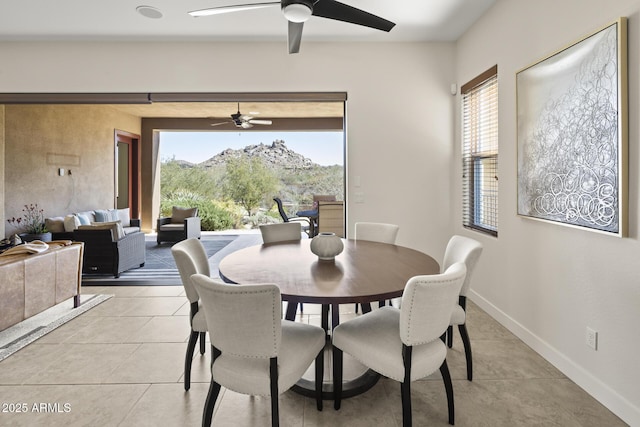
[586, 327, 598, 350]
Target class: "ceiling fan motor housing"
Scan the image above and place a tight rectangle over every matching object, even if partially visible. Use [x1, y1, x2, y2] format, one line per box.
[282, 0, 314, 23]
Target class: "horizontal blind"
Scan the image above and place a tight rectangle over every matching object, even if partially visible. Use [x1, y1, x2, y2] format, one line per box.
[462, 66, 498, 236]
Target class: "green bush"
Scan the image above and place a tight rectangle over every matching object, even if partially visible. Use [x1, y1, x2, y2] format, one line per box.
[160, 192, 242, 231]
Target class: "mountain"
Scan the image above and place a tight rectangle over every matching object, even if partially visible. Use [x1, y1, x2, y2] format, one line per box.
[199, 140, 316, 170]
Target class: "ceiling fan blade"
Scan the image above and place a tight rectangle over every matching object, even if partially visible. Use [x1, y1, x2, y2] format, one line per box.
[311, 0, 395, 32]
[240, 122, 253, 129]
[189, 2, 279, 17]
[288, 21, 304, 54]
[210, 121, 230, 127]
[248, 119, 272, 125]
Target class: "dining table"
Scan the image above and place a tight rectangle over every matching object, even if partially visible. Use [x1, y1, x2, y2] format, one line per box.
[218, 238, 440, 399]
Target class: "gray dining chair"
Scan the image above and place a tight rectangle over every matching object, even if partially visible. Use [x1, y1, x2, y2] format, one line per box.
[191, 274, 326, 427]
[443, 235, 483, 381]
[170, 238, 210, 391]
[332, 262, 467, 426]
[354, 221, 400, 312]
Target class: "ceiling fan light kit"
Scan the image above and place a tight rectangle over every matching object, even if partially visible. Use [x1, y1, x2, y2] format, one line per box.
[188, 0, 395, 54]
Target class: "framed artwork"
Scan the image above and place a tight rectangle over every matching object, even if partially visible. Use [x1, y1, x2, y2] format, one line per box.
[516, 18, 627, 236]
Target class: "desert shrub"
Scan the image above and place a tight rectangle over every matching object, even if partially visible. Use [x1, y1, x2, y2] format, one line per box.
[160, 192, 241, 231]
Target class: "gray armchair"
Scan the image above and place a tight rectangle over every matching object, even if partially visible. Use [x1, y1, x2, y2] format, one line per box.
[157, 206, 201, 244]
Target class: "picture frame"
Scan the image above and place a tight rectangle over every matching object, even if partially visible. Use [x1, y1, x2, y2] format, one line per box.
[516, 18, 628, 236]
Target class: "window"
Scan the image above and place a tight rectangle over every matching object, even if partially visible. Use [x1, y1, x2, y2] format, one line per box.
[462, 65, 498, 236]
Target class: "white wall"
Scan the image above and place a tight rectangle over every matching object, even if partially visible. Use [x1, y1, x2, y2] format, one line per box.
[0, 40, 456, 258]
[455, 1, 640, 424]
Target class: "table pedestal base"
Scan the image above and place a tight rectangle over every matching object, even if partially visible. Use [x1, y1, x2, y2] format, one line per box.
[292, 340, 380, 400]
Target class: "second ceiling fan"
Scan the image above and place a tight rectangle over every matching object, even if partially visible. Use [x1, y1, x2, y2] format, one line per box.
[211, 103, 273, 129]
[188, 0, 396, 54]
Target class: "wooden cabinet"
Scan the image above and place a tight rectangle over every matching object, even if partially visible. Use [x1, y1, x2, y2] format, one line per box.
[317, 201, 345, 237]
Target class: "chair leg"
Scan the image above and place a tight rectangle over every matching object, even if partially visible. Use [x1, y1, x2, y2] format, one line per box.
[458, 323, 473, 381]
[315, 346, 324, 411]
[440, 360, 455, 425]
[199, 332, 206, 355]
[361, 303, 372, 313]
[299, 303, 304, 314]
[184, 330, 199, 391]
[269, 358, 280, 427]
[446, 325, 453, 348]
[402, 345, 412, 427]
[202, 378, 221, 427]
[333, 347, 343, 410]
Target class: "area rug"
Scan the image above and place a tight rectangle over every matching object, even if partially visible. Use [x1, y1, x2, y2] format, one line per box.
[0, 294, 112, 362]
[81, 235, 237, 285]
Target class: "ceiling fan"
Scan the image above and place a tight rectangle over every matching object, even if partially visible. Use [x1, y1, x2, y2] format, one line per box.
[188, 0, 396, 54]
[211, 103, 273, 128]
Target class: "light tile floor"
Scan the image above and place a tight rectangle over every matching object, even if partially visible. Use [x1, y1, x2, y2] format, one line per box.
[0, 285, 627, 426]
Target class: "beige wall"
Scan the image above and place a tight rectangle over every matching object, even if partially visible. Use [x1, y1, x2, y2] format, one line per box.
[455, 0, 640, 424]
[3, 105, 140, 236]
[0, 105, 4, 237]
[0, 41, 457, 257]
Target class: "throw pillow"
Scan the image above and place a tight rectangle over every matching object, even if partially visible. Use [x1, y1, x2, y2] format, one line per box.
[44, 217, 65, 233]
[171, 206, 198, 224]
[94, 209, 110, 222]
[89, 220, 126, 240]
[76, 214, 91, 225]
[116, 208, 131, 227]
[63, 214, 81, 232]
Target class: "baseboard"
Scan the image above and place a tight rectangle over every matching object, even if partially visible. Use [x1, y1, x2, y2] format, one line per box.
[469, 290, 638, 426]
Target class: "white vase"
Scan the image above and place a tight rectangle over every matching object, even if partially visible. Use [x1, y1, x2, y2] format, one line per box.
[310, 232, 344, 261]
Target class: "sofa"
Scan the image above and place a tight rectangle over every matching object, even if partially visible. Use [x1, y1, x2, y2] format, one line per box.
[45, 208, 145, 278]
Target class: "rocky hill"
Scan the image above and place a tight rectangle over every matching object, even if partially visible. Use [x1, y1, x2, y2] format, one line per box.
[199, 140, 316, 170]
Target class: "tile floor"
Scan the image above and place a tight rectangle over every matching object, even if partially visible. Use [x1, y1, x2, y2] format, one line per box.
[0, 285, 627, 426]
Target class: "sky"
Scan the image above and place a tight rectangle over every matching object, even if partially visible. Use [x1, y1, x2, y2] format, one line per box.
[160, 131, 344, 166]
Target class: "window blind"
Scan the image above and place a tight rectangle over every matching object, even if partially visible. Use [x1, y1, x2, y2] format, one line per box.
[462, 66, 498, 236]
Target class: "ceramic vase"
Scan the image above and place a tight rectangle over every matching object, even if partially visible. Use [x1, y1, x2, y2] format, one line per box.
[19, 232, 52, 243]
[310, 232, 344, 261]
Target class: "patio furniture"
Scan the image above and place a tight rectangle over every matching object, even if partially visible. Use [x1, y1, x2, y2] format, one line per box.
[273, 198, 313, 237]
[73, 227, 145, 278]
[443, 235, 483, 381]
[332, 262, 467, 426]
[192, 274, 325, 427]
[156, 206, 201, 244]
[317, 200, 344, 237]
[171, 238, 210, 391]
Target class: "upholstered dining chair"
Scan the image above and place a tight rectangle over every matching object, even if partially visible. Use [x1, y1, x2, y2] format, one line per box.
[259, 222, 303, 243]
[354, 221, 400, 312]
[171, 238, 210, 391]
[354, 221, 400, 245]
[332, 262, 467, 426]
[191, 274, 326, 427]
[259, 222, 305, 315]
[442, 235, 483, 381]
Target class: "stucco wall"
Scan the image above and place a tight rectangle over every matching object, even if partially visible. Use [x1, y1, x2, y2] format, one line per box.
[3, 105, 140, 235]
[455, 0, 640, 424]
[0, 105, 4, 238]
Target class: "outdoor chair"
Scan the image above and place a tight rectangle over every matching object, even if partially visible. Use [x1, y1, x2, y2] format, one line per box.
[157, 206, 201, 244]
[443, 235, 483, 381]
[332, 262, 467, 426]
[192, 274, 325, 427]
[171, 238, 210, 391]
[273, 197, 312, 237]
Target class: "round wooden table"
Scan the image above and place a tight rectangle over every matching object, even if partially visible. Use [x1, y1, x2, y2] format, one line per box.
[218, 238, 440, 399]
